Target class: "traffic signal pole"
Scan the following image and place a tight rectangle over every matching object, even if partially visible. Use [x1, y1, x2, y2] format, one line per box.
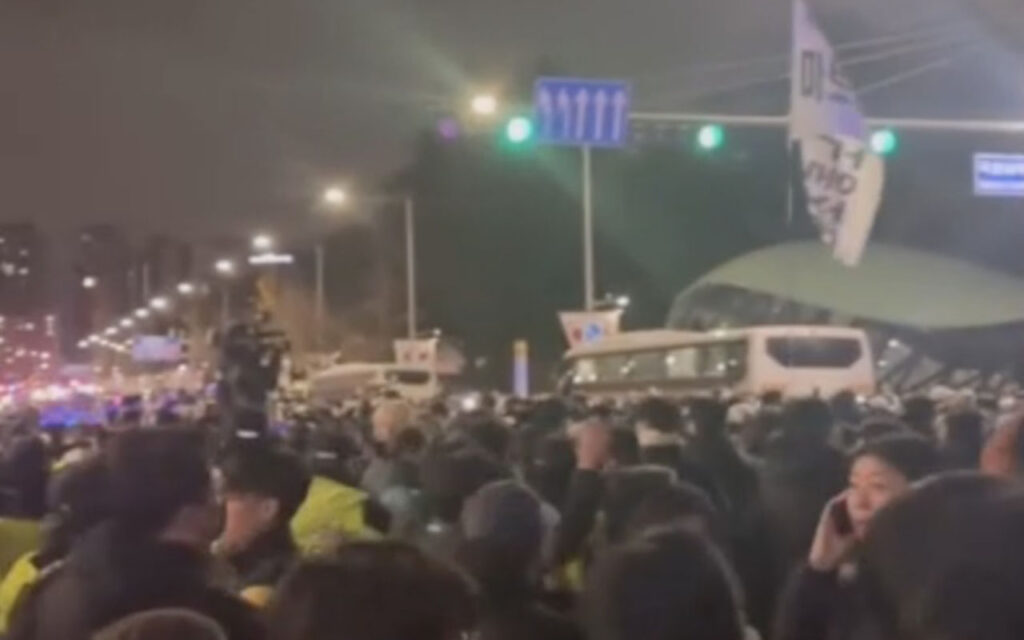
[582, 146, 595, 311]
[630, 110, 1024, 133]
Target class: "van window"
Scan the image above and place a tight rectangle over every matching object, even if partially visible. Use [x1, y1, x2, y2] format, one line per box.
[387, 369, 431, 385]
[766, 337, 862, 368]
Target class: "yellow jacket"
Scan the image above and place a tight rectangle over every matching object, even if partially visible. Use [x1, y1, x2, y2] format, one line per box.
[0, 552, 39, 633]
[290, 476, 379, 555]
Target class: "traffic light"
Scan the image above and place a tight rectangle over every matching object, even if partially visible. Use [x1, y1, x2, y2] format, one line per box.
[870, 128, 898, 156]
[504, 116, 534, 144]
[696, 124, 725, 151]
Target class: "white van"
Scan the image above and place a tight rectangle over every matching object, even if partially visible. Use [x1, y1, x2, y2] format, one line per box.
[309, 362, 441, 403]
[564, 325, 875, 399]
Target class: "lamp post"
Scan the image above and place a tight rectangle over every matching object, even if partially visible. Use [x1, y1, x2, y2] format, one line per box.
[214, 259, 236, 328]
[321, 187, 417, 339]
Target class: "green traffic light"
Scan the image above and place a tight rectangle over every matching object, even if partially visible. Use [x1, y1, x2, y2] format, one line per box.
[870, 129, 898, 155]
[505, 117, 534, 144]
[696, 124, 725, 150]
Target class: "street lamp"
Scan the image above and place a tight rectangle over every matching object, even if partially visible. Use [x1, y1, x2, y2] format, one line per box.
[134, 308, 150, 319]
[252, 234, 274, 253]
[120, 318, 134, 328]
[177, 281, 195, 296]
[214, 258, 236, 276]
[470, 93, 498, 117]
[150, 296, 170, 311]
[311, 190, 418, 339]
[104, 327, 117, 336]
[82, 275, 98, 289]
[323, 187, 349, 206]
[213, 260, 235, 327]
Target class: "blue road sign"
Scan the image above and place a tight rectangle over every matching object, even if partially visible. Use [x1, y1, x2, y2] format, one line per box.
[974, 153, 1024, 197]
[534, 77, 631, 148]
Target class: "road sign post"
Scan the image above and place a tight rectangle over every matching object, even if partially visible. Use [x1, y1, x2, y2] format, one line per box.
[534, 77, 631, 310]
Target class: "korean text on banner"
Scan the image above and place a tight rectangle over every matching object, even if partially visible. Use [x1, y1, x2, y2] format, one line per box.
[789, 0, 884, 267]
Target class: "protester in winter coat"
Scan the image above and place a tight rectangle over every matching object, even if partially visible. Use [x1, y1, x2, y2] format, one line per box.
[6, 429, 262, 640]
[759, 399, 847, 567]
[631, 398, 725, 508]
[582, 528, 746, 640]
[266, 541, 475, 640]
[216, 444, 311, 606]
[774, 433, 938, 640]
[857, 473, 1024, 640]
[291, 427, 385, 553]
[455, 480, 581, 640]
[0, 455, 108, 632]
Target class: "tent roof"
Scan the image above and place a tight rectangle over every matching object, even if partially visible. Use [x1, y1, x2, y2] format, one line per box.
[682, 242, 1024, 330]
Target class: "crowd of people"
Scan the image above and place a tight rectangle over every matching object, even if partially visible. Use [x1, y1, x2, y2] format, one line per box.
[1, 388, 1024, 640]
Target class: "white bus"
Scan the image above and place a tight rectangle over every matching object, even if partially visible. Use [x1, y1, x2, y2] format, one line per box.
[564, 325, 875, 399]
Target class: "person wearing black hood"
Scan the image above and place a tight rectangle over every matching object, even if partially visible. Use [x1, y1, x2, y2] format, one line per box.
[631, 398, 725, 509]
[456, 480, 581, 640]
[216, 444, 310, 607]
[6, 428, 262, 640]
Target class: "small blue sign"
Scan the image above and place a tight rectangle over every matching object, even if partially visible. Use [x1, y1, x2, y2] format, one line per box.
[582, 322, 605, 343]
[974, 153, 1024, 198]
[534, 77, 631, 148]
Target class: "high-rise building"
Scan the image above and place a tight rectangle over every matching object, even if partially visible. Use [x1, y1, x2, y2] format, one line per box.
[72, 224, 133, 343]
[0, 223, 47, 318]
[139, 234, 194, 296]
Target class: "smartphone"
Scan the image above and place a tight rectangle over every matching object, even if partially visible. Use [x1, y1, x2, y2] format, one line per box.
[830, 498, 854, 537]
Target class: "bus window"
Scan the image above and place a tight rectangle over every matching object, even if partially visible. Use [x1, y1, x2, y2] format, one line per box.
[629, 351, 667, 381]
[595, 354, 630, 382]
[703, 341, 747, 379]
[573, 358, 598, 384]
[766, 337, 862, 368]
[666, 347, 700, 379]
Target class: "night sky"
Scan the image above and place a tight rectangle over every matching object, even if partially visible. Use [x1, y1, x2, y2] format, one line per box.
[1, 0, 1021, 237]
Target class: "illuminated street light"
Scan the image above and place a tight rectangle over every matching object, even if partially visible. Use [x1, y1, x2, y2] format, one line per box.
[214, 258, 236, 276]
[134, 308, 150, 319]
[615, 295, 631, 309]
[323, 187, 349, 206]
[120, 318, 134, 328]
[104, 327, 117, 336]
[252, 234, 274, 252]
[177, 281, 196, 296]
[150, 297, 170, 311]
[470, 93, 498, 116]
[77, 340, 88, 350]
[82, 276, 98, 289]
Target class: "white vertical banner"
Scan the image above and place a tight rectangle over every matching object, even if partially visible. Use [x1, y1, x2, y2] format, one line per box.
[790, 0, 884, 267]
[559, 310, 623, 348]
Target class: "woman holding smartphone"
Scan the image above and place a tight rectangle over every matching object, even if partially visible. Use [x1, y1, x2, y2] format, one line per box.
[773, 433, 938, 640]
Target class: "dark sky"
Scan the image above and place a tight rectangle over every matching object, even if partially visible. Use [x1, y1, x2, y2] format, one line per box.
[1, 0, 1020, 237]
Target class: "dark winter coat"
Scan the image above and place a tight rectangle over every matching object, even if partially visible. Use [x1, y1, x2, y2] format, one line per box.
[6, 523, 263, 640]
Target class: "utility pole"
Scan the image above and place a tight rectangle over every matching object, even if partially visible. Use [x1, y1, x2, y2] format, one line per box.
[314, 243, 325, 350]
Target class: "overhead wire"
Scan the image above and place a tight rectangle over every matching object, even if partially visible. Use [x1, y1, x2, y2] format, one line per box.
[642, 30, 976, 109]
[635, 18, 967, 90]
